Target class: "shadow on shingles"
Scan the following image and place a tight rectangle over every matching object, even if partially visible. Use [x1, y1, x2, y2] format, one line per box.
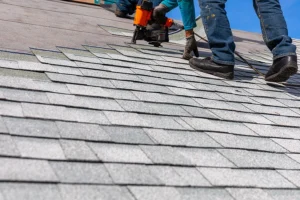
[237, 68, 300, 98]
[233, 35, 265, 45]
[148, 48, 183, 56]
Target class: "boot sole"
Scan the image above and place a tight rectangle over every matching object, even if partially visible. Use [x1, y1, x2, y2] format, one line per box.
[190, 63, 234, 80]
[265, 62, 298, 82]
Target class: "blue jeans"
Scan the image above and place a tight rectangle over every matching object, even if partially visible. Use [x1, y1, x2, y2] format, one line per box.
[199, 0, 297, 65]
[116, 0, 162, 15]
[161, 0, 196, 30]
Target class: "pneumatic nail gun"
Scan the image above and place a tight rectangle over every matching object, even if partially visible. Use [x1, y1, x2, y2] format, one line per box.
[131, 0, 176, 47]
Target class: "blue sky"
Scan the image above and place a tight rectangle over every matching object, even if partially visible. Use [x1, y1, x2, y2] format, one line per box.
[167, 0, 300, 39]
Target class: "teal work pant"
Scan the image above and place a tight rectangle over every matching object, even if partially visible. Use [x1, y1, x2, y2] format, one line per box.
[161, 0, 196, 30]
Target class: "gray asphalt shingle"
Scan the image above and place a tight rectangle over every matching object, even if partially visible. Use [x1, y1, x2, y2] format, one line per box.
[47, 72, 114, 88]
[15, 137, 65, 160]
[0, 117, 7, 133]
[0, 101, 23, 117]
[140, 145, 193, 166]
[272, 138, 300, 153]
[132, 68, 185, 81]
[207, 132, 287, 152]
[263, 115, 300, 127]
[133, 91, 199, 107]
[0, 88, 50, 104]
[4, 117, 60, 138]
[0, 134, 20, 156]
[144, 129, 221, 147]
[209, 109, 273, 124]
[36, 56, 77, 67]
[219, 149, 300, 169]
[129, 186, 181, 200]
[173, 167, 211, 186]
[103, 111, 149, 127]
[140, 114, 186, 129]
[168, 86, 224, 100]
[0, 76, 70, 94]
[60, 140, 98, 161]
[265, 189, 300, 200]
[243, 103, 300, 117]
[277, 170, 300, 187]
[244, 89, 293, 99]
[244, 123, 300, 139]
[250, 96, 287, 107]
[226, 188, 274, 200]
[182, 117, 257, 136]
[287, 154, 300, 163]
[22, 103, 110, 124]
[102, 126, 154, 144]
[47, 92, 123, 111]
[177, 148, 235, 167]
[182, 106, 219, 119]
[0, 158, 58, 182]
[56, 121, 111, 141]
[66, 84, 110, 98]
[89, 143, 152, 163]
[0, 183, 62, 200]
[105, 164, 162, 185]
[80, 68, 141, 82]
[59, 185, 135, 200]
[138, 76, 195, 89]
[177, 188, 235, 200]
[62, 53, 102, 64]
[198, 168, 296, 188]
[147, 166, 188, 186]
[18, 60, 82, 76]
[100, 58, 153, 71]
[50, 162, 112, 184]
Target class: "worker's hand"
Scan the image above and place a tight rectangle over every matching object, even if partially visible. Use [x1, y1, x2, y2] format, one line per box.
[183, 35, 199, 60]
[153, 4, 169, 24]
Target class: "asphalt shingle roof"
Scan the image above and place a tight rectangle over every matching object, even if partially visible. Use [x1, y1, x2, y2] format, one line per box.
[0, 0, 300, 199]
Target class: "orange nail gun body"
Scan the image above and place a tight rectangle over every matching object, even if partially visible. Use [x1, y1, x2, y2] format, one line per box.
[131, 0, 174, 47]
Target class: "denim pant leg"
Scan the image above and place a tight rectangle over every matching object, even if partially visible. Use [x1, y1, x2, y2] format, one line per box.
[253, 0, 297, 59]
[199, 0, 235, 65]
[161, 0, 196, 30]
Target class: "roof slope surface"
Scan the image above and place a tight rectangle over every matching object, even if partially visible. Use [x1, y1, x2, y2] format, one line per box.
[0, 0, 300, 200]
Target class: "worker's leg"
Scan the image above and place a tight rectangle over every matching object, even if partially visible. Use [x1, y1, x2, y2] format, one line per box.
[189, 0, 234, 79]
[178, 0, 196, 30]
[152, 0, 163, 7]
[115, 0, 138, 16]
[253, 0, 298, 82]
[199, 0, 235, 65]
[253, 0, 296, 59]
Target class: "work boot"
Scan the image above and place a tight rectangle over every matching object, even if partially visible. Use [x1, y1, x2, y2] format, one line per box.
[115, 9, 127, 18]
[265, 55, 298, 82]
[189, 57, 234, 79]
[183, 35, 199, 60]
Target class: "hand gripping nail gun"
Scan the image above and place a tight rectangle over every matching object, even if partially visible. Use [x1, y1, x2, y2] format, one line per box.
[131, 0, 175, 47]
